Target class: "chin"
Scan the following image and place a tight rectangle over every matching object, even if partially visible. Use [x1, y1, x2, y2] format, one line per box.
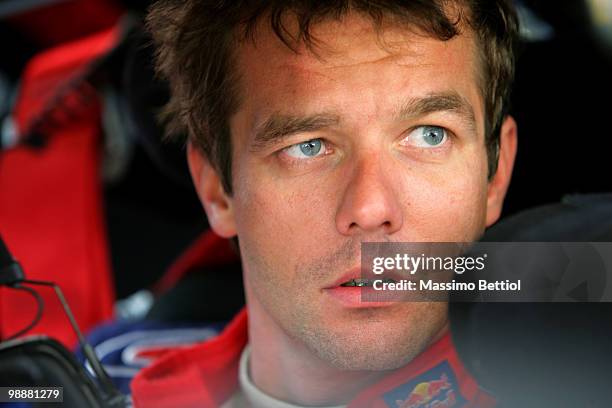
[295, 304, 448, 371]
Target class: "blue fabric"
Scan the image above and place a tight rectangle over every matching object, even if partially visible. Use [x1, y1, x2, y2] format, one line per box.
[75, 320, 226, 395]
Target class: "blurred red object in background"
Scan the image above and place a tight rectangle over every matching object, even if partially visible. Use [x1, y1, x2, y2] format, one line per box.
[0, 22, 124, 347]
[6, 0, 123, 48]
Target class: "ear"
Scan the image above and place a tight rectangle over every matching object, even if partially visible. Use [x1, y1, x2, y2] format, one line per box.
[486, 115, 518, 227]
[187, 141, 237, 238]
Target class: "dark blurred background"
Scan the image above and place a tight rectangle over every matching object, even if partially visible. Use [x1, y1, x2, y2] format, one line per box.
[0, 0, 610, 309]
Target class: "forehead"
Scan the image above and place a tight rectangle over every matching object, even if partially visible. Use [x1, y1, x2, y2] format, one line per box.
[232, 12, 484, 138]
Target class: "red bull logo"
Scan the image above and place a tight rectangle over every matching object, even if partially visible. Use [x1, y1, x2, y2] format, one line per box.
[383, 361, 465, 408]
[396, 373, 455, 408]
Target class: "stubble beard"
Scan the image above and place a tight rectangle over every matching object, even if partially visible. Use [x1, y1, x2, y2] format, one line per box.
[287, 296, 449, 371]
[247, 237, 449, 372]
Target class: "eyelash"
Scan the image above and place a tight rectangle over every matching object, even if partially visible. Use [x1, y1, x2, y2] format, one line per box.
[277, 139, 333, 164]
[399, 125, 453, 148]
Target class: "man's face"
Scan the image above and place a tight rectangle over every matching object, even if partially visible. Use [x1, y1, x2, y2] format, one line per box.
[192, 13, 513, 370]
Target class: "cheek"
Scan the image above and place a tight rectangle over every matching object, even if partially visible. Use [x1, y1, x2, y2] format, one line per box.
[398, 154, 488, 241]
[231, 171, 336, 276]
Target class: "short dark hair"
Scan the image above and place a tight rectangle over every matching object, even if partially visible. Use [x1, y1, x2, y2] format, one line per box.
[147, 0, 518, 194]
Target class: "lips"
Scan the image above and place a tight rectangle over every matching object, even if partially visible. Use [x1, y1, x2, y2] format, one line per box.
[326, 267, 402, 289]
[323, 269, 401, 308]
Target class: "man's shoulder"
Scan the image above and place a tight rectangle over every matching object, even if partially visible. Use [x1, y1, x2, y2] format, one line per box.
[129, 310, 248, 408]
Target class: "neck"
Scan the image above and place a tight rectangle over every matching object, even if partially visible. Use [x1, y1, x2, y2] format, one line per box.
[247, 296, 388, 406]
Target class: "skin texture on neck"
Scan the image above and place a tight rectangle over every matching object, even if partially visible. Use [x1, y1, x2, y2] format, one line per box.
[247, 285, 451, 405]
[247, 286, 389, 405]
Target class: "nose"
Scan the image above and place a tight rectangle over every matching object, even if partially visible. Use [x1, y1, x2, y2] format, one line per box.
[335, 155, 403, 236]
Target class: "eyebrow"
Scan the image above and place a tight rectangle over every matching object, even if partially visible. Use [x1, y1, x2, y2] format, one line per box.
[251, 113, 340, 152]
[397, 91, 477, 133]
[250, 91, 477, 152]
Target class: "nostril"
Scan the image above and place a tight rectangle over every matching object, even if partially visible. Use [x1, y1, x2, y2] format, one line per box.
[347, 220, 393, 232]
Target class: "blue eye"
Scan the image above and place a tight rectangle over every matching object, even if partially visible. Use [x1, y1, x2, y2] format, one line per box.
[421, 126, 446, 146]
[402, 126, 448, 148]
[300, 139, 322, 156]
[285, 139, 326, 159]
